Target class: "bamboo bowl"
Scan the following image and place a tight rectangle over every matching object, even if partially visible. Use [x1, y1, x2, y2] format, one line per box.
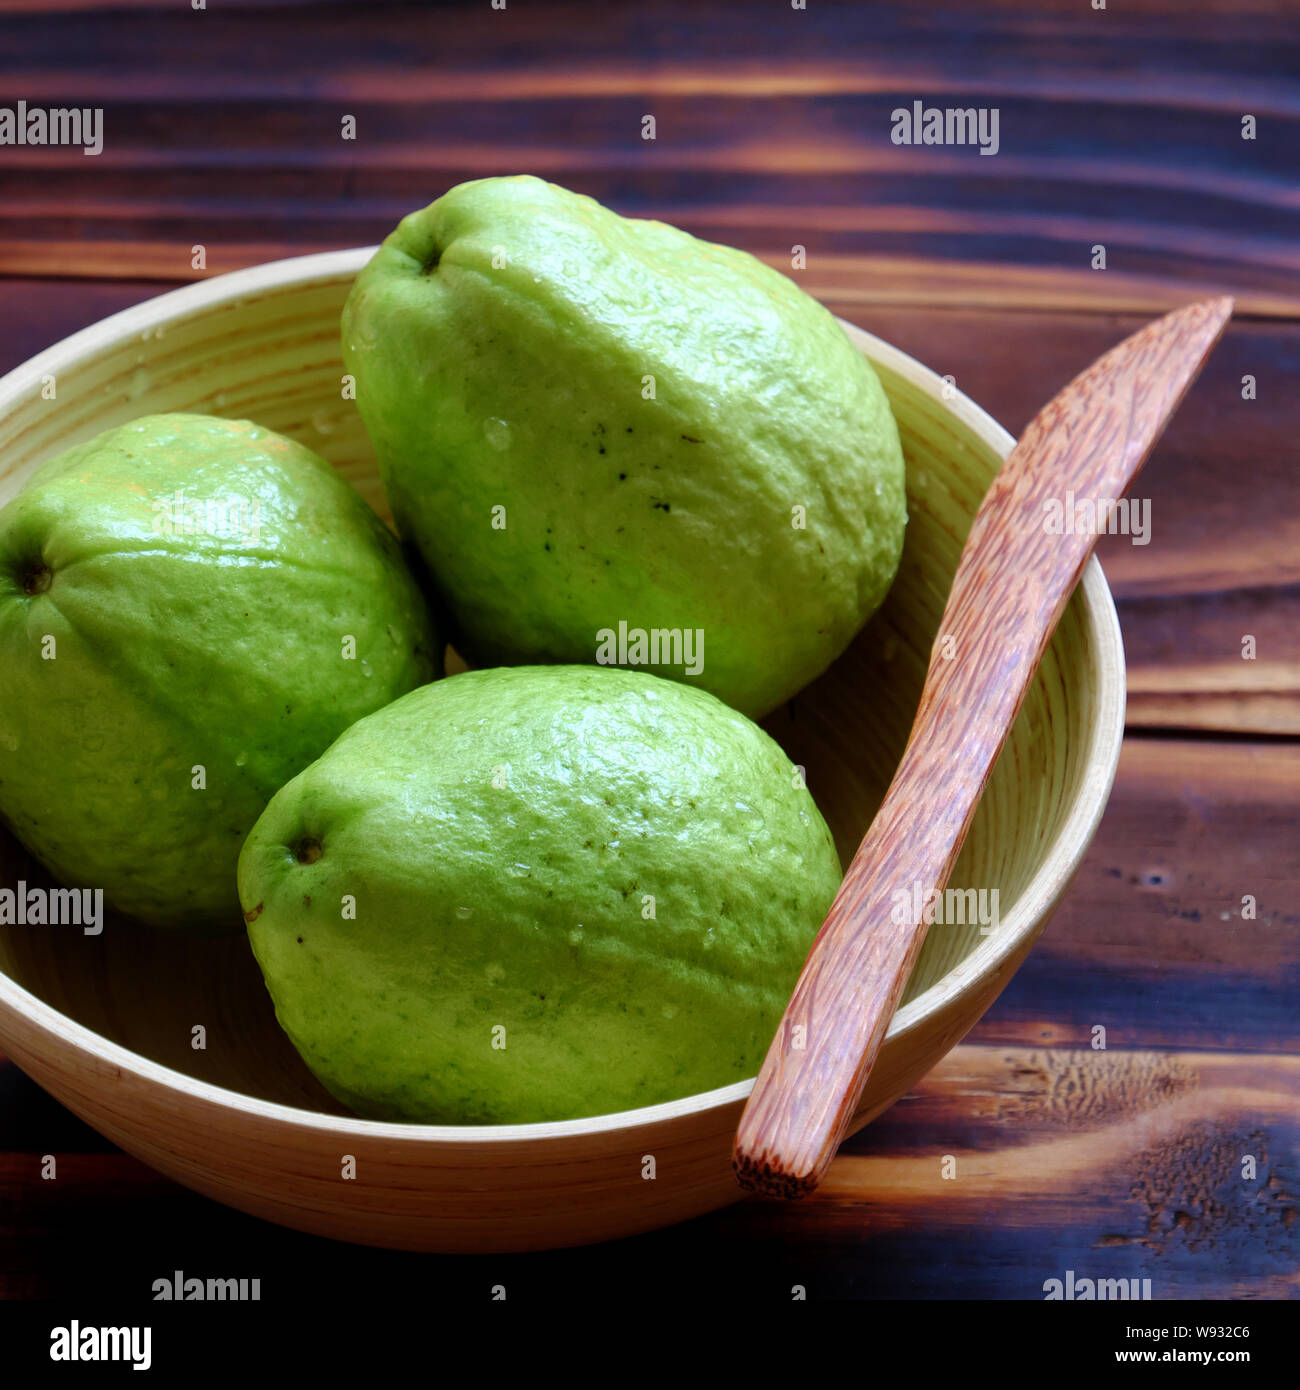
[0, 250, 1125, 1252]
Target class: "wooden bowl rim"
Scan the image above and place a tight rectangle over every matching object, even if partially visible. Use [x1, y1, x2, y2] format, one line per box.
[0, 249, 1126, 1145]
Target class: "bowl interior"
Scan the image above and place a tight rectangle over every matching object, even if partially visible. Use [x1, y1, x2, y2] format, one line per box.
[0, 254, 1105, 1119]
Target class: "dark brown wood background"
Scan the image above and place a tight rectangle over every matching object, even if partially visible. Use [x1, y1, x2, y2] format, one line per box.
[1, 0, 1296, 1300]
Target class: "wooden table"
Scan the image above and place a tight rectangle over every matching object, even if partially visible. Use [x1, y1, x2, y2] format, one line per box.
[1, 0, 1296, 1300]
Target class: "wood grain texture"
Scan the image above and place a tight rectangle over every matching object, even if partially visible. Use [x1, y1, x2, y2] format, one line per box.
[984, 736, 1300, 1054]
[727, 1046, 1300, 1301]
[735, 301, 1232, 1197]
[3, 1044, 1294, 1300]
[0, 1, 1296, 311]
[0, 0, 1295, 1294]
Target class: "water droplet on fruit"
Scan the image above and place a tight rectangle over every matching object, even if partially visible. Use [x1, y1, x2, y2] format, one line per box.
[483, 417, 511, 452]
[507, 862, 530, 878]
[455, 906, 472, 919]
[568, 927, 584, 946]
[360, 659, 373, 678]
[235, 751, 247, 767]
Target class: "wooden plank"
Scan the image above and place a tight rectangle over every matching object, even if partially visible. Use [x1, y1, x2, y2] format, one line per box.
[3, 1045, 1294, 1297]
[968, 737, 1300, 1052]
[737, 1046, 1300, 1300]
[0, 0, 1296, 19]
[0, 3, 1295, 308]
[3, 243, 1294, 320]
[1, 0, 1296, 69]
[1116, 589, 1300, 736]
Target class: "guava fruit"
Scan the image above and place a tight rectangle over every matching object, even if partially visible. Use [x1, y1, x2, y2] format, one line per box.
[238, 665, 842, 1123]
[0, 413, 439, 931]
[341, 174, 906, 719]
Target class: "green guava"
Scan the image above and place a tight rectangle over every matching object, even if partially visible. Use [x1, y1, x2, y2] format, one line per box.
[238, 665, 842, 1123]
[0, 413, 439, 931]
[342, 175, 907, 719]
